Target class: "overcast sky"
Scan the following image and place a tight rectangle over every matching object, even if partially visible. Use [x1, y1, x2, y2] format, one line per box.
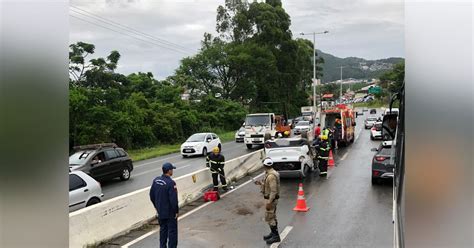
[70, 0, 404, 80]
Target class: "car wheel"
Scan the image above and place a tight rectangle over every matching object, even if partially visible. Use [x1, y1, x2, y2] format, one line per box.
[202, 147, 207, 156]
[182, 154, 188, 158]
[370, 135, 374, 140]
[120, 167, 131, 181]
[86, 197, 101, 207]
[246, 144, 252, 149]
[371, 177, 379, 185]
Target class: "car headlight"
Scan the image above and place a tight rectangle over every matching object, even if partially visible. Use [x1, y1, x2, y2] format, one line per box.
[299, 156, 305, 163]
[239, 131, 245, 135]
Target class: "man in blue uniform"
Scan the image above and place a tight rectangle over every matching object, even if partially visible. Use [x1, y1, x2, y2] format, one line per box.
[150, 162, 179, 248]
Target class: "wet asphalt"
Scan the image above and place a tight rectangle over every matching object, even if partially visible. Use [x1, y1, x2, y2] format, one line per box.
[129, 108, 394, 248]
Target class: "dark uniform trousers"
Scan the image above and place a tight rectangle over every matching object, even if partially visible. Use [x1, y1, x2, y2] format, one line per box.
[318, 141, 330, 174]
[206, 153, 227, 189]
[158, 218, 177, 248]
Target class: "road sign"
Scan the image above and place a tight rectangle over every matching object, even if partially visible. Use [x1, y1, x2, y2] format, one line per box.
[368, 86, 382, 94]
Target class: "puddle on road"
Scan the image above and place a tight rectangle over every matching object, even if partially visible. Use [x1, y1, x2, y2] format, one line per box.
[235, 206, 254, 215]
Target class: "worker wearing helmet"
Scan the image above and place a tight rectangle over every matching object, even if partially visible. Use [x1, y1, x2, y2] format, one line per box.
[206, 146, 228, 191]
[284, 130, 290, 137]
[317, 135, 330, 177]
[255, 158, 281, 244]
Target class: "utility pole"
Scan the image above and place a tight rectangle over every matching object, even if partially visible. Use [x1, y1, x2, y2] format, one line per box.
[300, 31, 329, 123]
[337, 66, 346, 102]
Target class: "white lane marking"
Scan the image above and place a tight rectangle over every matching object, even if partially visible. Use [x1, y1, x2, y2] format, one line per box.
[354, 133, 361, 142]
[270, 226, 293, 248]
[134, 154, 182, 169]
[132, 160, 196, 177]
[121, 172, 265, 248]
[340, 152, 349, 161]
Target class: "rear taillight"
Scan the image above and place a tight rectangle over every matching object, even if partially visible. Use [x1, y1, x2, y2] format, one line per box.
[371, 127, 376, 131]
[375, 156, 386, 161]
[373, 170, 380, 176]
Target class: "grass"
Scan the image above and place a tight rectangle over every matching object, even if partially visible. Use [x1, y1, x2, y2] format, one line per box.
[128, 130, 236, 162]
[353, 100, 387, 108]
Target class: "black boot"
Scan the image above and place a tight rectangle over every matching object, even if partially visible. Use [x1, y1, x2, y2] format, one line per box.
[265, 226, 281, 244]
[263, 227, 273, 241]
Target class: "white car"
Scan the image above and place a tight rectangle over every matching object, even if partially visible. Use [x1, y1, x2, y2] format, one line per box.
[264, 138, 315, 178]
[181, 133, 221, 157]
[370, 121, 383, 140]
[69, 171, 104, 212]
[293, 121, 311, 135]
[235, 126, 245, 142]
[383, 108, 399, 116]
[364, 116, 378, 129]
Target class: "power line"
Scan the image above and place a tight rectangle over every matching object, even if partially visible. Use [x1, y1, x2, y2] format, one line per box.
[70, 6, 193, 53]
[70, 6, 194, 53]
[70, 14, 190, 54]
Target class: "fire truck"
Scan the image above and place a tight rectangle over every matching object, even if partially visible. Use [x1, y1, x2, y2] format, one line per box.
[320, 97, 356, 146]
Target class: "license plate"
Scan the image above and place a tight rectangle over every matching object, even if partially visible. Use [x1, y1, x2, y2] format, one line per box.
[253, 138, 260, 142]
[185, 149, 192, 152]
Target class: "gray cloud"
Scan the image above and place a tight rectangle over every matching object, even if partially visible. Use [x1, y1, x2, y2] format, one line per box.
[70, 0, 404, 79]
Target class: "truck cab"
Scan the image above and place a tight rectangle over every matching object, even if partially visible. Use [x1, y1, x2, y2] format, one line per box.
[244, 113, 276, 149]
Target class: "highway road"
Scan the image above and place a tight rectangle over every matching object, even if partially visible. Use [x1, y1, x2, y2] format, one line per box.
[100, 140, 258, 201]
[117, 108, 394, 248]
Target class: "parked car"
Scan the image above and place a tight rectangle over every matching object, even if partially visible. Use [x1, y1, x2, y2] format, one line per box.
[371, 141, 395, 184]
[181, 132, 221, 157]
[69, 143, 134, 181]
[370, 109, 377, 114]
[235, 124, 245, 143]
[293, 116, 304, 126]
[293, 121, 311, 135]
[370, 121, 383, 140]
[364, 116, 378, 129]
[264, 138, 315, 178]
[69, 171, 104, 212]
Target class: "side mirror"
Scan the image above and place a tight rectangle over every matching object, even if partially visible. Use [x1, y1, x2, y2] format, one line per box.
[382, 113, 398, 141]
[206, 138, 211, 143]
[371, 148, 378, 152]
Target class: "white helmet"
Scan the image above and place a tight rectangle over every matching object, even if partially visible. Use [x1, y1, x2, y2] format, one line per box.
[263, 157, 273, 167]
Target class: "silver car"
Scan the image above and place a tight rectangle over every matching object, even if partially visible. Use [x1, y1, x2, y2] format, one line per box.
[264, 138, 315, 178]
[69, 171, 104, 212]
[293, 121, 311, 135]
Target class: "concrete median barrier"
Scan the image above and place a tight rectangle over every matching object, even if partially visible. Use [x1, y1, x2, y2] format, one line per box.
[69, 149, 265, 248]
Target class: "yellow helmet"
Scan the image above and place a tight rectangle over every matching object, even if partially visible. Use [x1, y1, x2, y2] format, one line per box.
[212, 147, 220, 153]
[284, 130, 290, 136]
[321, 135, 328, 140]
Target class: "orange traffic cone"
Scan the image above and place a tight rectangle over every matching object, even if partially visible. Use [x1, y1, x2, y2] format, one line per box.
[328, 149, 335, 167]
[293, 183, 310, 212]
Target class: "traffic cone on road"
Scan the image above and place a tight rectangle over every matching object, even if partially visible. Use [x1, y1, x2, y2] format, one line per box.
[328, 149, 335, 167]
[293, 183, 310, 212]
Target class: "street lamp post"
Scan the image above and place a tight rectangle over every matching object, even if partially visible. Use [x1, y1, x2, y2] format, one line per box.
[300, 30, 328, 123]
[337, 66, 346, 102]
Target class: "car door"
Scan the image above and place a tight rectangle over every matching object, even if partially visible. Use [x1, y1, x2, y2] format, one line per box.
[104, 149, 122, 177]
[69, 174, 88, 212]
[212, 134, 219, 148]
[89, 151, 113, 180]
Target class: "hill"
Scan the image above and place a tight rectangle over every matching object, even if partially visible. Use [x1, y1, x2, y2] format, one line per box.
[318, 50, 404, 82]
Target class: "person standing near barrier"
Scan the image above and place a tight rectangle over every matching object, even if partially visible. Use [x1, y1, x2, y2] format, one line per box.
[317, 135, 330, 177]
[255, 158, 281, 244]
[206, 147, 228, 191]
[150, 162, 179, 248]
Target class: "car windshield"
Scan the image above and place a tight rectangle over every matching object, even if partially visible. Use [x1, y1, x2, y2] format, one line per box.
[266, 139, 307, 148]
[69, 150, 94, 165]
[296, 121, 309, 126]
[245, 115, 270, 126]
[187, 133, 207, 142]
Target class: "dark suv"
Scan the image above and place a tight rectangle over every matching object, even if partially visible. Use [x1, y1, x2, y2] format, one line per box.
[69, 143, 134, 181]
[371, 141, 395, 184]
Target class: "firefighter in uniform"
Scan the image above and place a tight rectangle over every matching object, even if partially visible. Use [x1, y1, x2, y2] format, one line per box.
[318, 135, 330, 177]
[206, 147, 228, 191]
[255, 158, 281, 244]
